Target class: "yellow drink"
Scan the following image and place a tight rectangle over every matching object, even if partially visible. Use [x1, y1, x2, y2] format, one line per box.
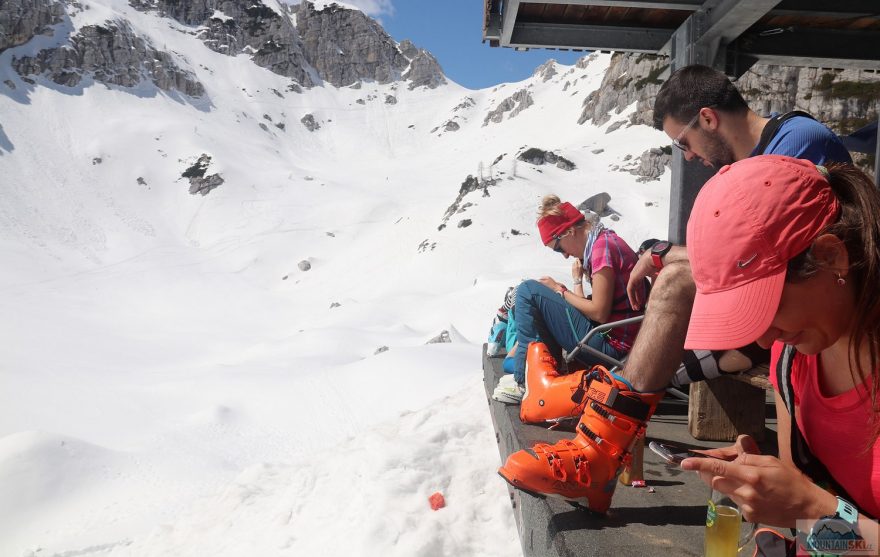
[704, 503, 742, 557]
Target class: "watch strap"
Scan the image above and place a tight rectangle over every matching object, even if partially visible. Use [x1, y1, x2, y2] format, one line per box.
[807, 496, 861, 552]
[836, 496, 859, 525]
[651, 252, 664, 270]
[650, 241, 672, 270]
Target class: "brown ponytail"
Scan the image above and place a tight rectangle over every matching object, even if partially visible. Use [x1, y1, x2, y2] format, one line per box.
[786, 164, 880, 445]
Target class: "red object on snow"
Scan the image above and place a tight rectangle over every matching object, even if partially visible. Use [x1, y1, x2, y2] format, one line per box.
[429, 492, 446, 510]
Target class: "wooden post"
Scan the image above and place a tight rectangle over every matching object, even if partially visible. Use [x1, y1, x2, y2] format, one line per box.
[688, 377, 766, 442]
[619, 434, 645, 486]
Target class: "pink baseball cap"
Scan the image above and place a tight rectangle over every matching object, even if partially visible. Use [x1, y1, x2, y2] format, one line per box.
[684, 155, 840, 350]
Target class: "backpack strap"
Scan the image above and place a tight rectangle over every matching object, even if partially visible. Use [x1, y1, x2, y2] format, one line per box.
[775, 345, 874, 519]
[754, 111, 816, 156]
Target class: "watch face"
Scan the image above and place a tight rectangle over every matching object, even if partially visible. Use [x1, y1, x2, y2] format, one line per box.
[652, 241, 672, 255]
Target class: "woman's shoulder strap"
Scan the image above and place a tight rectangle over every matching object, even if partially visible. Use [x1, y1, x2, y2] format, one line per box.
[775, 343, 798, 416]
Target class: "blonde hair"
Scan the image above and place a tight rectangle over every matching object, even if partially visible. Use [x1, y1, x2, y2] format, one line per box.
[538, 194, 565, 218]
[538, 194, 595, 227]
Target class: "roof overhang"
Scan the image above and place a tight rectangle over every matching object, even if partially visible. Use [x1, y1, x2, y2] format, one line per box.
[483, 0, 880, 72]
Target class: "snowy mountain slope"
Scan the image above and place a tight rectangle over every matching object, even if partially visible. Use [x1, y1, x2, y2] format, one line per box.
[0, 1, 672, 555]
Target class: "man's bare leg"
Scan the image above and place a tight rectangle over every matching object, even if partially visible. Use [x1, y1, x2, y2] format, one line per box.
[620, 259, 696, 392]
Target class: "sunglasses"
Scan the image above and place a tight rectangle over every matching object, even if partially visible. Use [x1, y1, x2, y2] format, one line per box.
[551, 229, 571, 253]
[672, 105, 715, 151]
[671, 111, 702, 152]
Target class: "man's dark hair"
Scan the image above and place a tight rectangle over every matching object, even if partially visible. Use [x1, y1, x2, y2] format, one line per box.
[652, 65, 749, 130]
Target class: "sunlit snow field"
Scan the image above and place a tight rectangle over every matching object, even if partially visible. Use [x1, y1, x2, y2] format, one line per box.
[0, 2, 671, 554]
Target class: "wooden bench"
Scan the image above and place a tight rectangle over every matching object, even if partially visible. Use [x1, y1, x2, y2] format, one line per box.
[482, 345, 735, 557]
[687, 364, 772, 442]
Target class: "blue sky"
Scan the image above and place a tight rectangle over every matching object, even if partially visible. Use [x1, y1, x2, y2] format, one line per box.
[320, 0, 587, 90]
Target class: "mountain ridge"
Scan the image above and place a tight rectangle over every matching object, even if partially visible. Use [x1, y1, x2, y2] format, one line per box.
[1, 0, 446, 94]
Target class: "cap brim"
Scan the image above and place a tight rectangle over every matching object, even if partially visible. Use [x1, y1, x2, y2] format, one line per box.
[684, 270, 785, 350]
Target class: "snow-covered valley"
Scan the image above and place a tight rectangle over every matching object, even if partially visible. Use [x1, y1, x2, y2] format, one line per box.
[0, 1, 672, 554]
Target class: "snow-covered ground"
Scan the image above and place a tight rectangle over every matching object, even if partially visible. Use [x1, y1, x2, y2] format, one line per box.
[0, 2, 671, 555]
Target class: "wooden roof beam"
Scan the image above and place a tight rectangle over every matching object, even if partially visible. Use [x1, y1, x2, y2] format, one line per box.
[730, 26, 880, 70]
[519, 0, 703, 9]
[509, 21, 673, 50]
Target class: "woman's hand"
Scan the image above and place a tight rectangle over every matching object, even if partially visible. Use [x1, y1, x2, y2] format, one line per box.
[682, 448, 837, 527]
[571, 259, 584, 284]
[626, 250, 657, 310]
[539, 276, 563, 293]
[693, 434, 761, 460]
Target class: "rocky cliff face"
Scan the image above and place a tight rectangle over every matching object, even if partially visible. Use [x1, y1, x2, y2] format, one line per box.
[401, 44, 446, 90]
[129, 0, 315, 87]
[2, 0, 446, 95]
[12, 20, 205, 96]
[578, 53, 667, 128]
[736, 66, 880, 138]
[581, 53, 880, 176]
[483, 89, 534, 126]
[294, 2, 445, 89]
[0, 0, 65, 54]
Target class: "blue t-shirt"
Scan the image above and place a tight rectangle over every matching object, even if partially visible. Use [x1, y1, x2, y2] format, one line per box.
[749, 114, 852, 164]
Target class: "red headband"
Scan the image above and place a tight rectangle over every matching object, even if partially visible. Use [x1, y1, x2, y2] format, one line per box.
[537, 202, 584, 245]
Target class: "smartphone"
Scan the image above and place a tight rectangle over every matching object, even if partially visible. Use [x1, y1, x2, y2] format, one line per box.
[648, 441, 714, 465]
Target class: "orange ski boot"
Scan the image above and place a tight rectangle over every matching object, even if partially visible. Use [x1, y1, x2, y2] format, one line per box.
[520, 342, 588, 424]
[499, 366, 664, 513]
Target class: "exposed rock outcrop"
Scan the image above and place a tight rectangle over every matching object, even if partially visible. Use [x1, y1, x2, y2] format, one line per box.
[189, 173, 224, 195]
[426, 330, 451, 344]
[581, 52, 880, 138]
[439, 175, 492, 230]
[402, 48, 446, 90]
[578, 192, 611, 216]
[294, 1, 404, 86]
[533, 59, 558, 82]
[581, 53, 880, 177]
[517, 148, 576, 170]
[301, 113, 320, 131]
[578, 53, 667, 127]
[5, 0, 448, 97]
[12, 21, 205, 96]
[453, 96, 475, 112]
[735, 66, 880, 137]
[182, 154, 224, 195]
[294, 2, 445, 89]
[0, 0, 65, 54]
[483, 89, 533, 126]
[129, 0, 314, 87]
[629, 147, 672, 182]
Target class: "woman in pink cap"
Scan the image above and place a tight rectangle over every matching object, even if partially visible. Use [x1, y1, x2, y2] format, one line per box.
[492, 194, 642, 403]
[680, 155, 880, 543]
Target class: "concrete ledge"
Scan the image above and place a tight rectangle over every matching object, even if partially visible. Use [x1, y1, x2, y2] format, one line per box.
[483, 346, 777, 557]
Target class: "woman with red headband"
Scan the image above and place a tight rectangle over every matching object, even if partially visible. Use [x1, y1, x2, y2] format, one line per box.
[680, 156, 880, 549]
[492, 194, 643, 403]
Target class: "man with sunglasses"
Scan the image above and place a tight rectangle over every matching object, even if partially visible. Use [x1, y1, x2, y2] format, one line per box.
[628, 66, 851, 315]
[655, 64, 850, 169]
[498, 64, 852, 513]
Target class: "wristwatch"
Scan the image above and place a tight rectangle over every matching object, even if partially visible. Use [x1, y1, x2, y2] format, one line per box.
[806, 496, 861, 553]
[650, 241, 673, 270]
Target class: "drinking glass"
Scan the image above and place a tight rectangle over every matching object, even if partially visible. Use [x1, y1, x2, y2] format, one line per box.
[704, 489, 758, 557]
